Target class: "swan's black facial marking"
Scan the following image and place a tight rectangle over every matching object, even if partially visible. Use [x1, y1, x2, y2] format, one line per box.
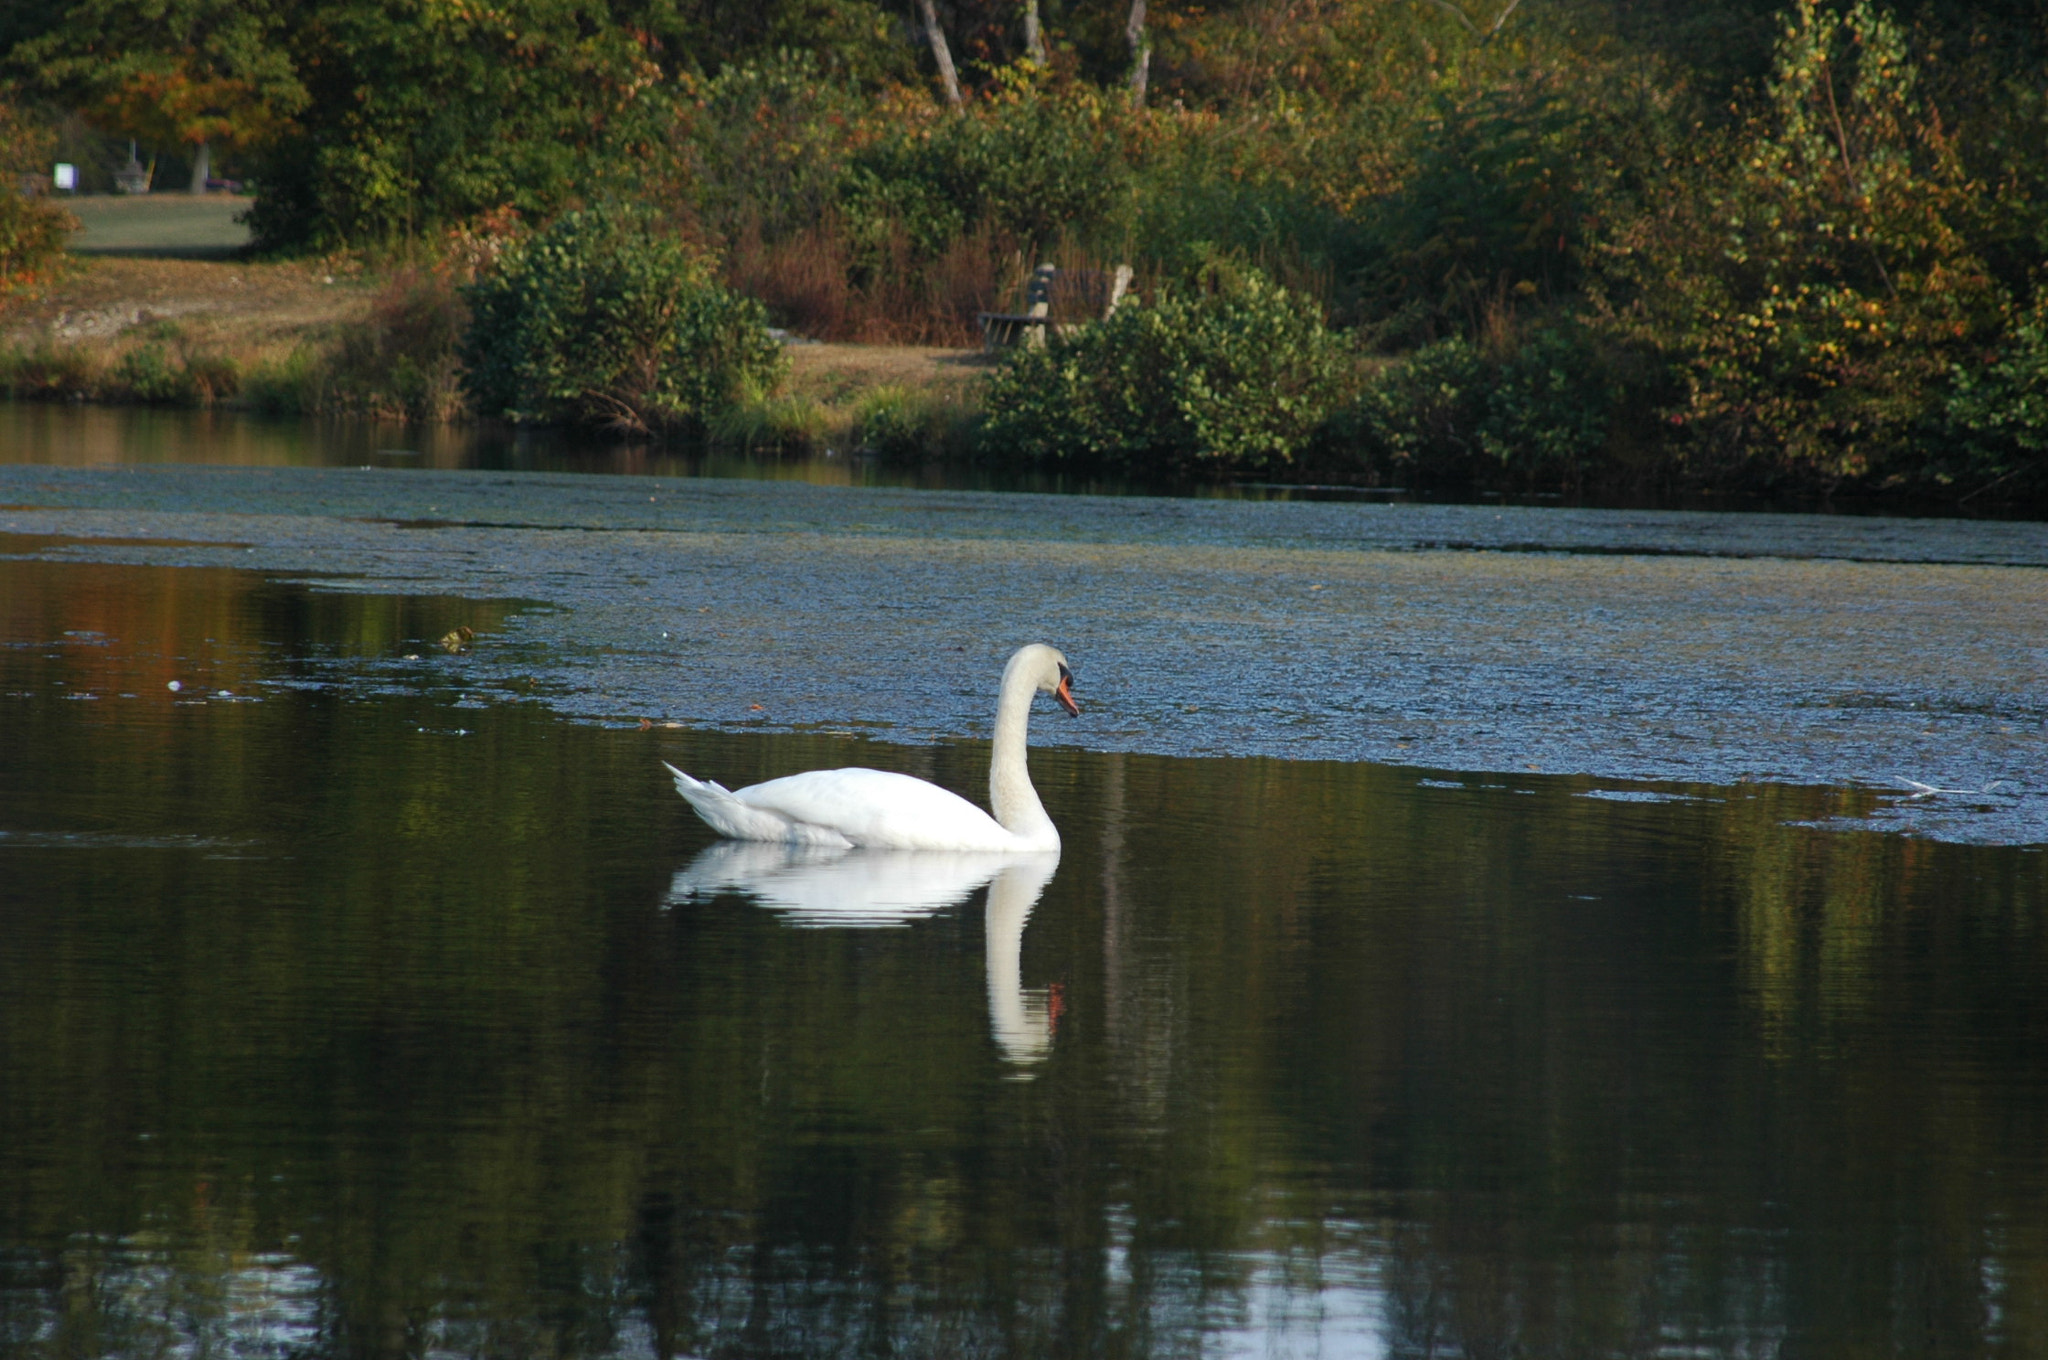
[1054, 662, 1080, 716]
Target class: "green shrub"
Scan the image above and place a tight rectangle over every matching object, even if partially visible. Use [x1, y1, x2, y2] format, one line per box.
[1329, 325, 1621, 491]
[0, 102, 75, 295]
[0, 342, 103, 399]
[852, 384, 980, 462]
[708, 393, 831, 453]
[842, 87, 1127, 265]
[1354, 82, 1595, 339]
[1123, 162, 1363, 311]
[462, 207, 787, 432]
[240, 4, 660, 250]
[677, 51, 876, 245]
[1590, 0, 2003, 488]
[1936, 300, 2048, 493]
[243, 347, 320, 415]
[323, 270, 468, 420]
[112, 343, 193, 404]
[104, 327, 241, 407]
[980, 265, 1356, 476]
[0, 195, 74, 296]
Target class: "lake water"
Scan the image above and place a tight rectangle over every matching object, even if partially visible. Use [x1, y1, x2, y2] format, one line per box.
[2, 405, 2045, 1357]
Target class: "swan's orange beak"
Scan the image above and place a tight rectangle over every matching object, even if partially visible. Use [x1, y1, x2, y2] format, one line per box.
[1055, 669, 1080, 716]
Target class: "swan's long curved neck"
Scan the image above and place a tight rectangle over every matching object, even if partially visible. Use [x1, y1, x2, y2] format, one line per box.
[989, 654, 1058, 848]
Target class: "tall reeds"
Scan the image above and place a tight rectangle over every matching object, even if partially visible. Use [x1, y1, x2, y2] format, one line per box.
[725, 216, 1024, 345]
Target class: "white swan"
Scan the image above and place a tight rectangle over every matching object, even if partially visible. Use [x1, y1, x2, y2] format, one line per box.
[664, 644, 1078, 852]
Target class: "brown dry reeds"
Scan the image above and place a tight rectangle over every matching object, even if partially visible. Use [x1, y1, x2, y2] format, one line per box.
[725, 215, 1026, 346]
[727, 219, 855, 340]
[319, 268, 468, 420]
[918, 223, 1019, 343]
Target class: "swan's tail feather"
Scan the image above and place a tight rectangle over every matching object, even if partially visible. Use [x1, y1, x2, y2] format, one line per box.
[663, 761, 818, 843]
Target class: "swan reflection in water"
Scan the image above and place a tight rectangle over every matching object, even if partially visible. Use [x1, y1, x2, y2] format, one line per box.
[669, 844, 1061, 1071]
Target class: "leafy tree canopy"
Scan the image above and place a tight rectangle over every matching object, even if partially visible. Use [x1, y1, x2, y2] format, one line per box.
[16, 0, 306, 150]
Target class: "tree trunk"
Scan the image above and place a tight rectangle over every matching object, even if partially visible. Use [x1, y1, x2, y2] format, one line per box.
[1125, 0, 1151, 107]
[1425, 0, 1528, 44]
[189, 140, 211, 195]
[915, 0, 963, 106]
[1023, 0, 1045, 64]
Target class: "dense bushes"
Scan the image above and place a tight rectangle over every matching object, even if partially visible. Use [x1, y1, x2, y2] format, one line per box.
[1939, 299, 2048, 490]
[0, 195, 74, 295]
[1, 325, 240, 405]
[316, 269, 468, 420]
[12, 0, 2048, 503]
[1331, 325, 1630, 493]
[237, 1, 668, 251]
[840, 82, 1128, 256]
[461, 207, 786, 433]
[0, 100, 75, 295]
[1590, 0, 2005, 492]
[687, 62, 1129, 343]
[1354, 84, 1594, 341]
[981, 266, 1357, 475]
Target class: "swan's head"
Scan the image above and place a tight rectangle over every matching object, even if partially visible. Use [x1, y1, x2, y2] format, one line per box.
[1008, 643, 1080, 716]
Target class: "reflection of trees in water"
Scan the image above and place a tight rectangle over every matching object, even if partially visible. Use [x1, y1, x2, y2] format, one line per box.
[4, 563, 2046, 1357]
[1100, 750, 1178, 1137]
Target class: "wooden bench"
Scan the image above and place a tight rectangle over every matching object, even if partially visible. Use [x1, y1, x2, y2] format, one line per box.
[980, 263, 1134, 352]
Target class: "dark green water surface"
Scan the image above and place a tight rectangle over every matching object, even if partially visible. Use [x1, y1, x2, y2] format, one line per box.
[3, 555, 2046, 1358]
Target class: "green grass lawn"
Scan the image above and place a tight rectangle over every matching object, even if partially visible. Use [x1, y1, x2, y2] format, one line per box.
[64, 194, 254, 259]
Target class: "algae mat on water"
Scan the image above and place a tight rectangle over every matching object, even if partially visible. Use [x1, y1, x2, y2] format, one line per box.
[2, 460, 2044, 843]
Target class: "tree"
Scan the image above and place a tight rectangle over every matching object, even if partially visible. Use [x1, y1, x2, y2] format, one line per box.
[16, 0, 304, 192]
[1595, 0, 2003, 485]
[245, 0, 667, 248]
[1424, 0, 1528, 45]
[915, 0, 964, 106]
[1125, 0, 1151, 106]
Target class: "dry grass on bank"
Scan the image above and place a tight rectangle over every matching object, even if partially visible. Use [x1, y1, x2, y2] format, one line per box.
[784, 342, 988, 401]
[2, 253, 985, 443]
[3, 255, 376, 367]
[2, 254, 384, 411]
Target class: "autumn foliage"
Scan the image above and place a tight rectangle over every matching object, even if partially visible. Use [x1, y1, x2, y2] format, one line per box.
[7, 0, 2048, 500]
[0, 99, 75, 294]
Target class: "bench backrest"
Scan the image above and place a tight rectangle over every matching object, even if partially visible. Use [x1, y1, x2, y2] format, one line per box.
[1024, 263, 1135, 321]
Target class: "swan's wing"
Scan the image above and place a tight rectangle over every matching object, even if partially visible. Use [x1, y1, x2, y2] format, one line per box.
[667, 842, 1025, 927]
[733, 768, 1014, 851]
[665, 762, 854, 847]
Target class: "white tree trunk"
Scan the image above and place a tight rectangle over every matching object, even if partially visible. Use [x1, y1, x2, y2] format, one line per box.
[1023, 0, 1045, 64]
[1125, 0, 1151, 107]
[915, 0, 963, 106]
[1425, 0, 1527, 43]
[189, 140, 211, 195]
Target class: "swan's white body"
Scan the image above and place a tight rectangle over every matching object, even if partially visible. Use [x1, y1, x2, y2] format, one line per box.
[665, 644, 1077, 853]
